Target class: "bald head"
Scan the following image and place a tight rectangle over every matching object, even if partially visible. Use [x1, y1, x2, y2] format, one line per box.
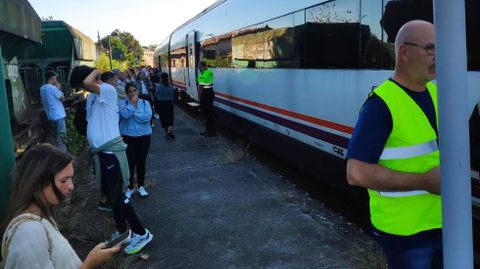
[395, 20, 435, 54]
[392, 20, 436, 90]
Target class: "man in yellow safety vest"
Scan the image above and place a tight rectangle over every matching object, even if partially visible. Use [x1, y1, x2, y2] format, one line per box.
[198, 61, 216, 137]
[347, 20, 442, 268]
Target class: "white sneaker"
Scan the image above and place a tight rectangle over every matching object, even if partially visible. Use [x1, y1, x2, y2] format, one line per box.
[125, 188, 135, 199]
[124, 229, 153, 254]
[138, 186, 148, 197]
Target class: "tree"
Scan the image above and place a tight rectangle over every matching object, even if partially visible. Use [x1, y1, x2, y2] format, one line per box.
[109, 37, 128, 61]
[94, 52, 128, 72]
[148, 44, 158, 51]
[100, 29, 144, 66]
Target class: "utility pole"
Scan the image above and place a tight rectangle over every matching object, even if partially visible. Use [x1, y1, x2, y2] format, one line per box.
[434, 0, 473, 267]
[108, 36, 113, 71]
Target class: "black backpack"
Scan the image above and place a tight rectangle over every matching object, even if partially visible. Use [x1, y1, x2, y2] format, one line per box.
[74, 99, 87, 136]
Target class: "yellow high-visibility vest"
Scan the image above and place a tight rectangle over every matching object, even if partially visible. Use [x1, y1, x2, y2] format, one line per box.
[369, 80, 442, 236]
[198, 69, 214, 88]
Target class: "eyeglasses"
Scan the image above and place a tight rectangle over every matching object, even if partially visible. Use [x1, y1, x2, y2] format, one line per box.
[403, 42, 435, 56]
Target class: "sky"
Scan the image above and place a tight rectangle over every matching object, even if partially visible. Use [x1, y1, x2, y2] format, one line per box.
[28, 0, 219, 47]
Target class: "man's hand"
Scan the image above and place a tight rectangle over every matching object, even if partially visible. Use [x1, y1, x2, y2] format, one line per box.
[83, 69, 101, 94]
[347, 159, 441, 194]
[54, 81, 62, 90]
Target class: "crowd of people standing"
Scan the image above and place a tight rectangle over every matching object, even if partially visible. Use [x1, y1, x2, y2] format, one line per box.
[1, 57, 221, 267]
[0, 65, 180, 268]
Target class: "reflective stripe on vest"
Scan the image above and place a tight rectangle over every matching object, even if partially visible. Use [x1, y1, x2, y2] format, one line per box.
[378, 139, 437, 197]
[380, 139, 438, 160]
[379, 190, 429, 197]
[199, 82, 213, 88]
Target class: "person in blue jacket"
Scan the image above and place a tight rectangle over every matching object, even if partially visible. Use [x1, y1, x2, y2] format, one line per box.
[119, 82, 152, 198]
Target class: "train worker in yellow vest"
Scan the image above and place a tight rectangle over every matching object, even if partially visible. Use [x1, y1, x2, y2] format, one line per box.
[346, 20, 442, 268]
[198, 61, 216, 137]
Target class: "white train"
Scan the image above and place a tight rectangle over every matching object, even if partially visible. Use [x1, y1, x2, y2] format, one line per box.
[155, 0, 480, 214]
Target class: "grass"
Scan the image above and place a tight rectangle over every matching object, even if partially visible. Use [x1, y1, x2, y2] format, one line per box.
[360, 242, 387, 269]
[215, 136, 251, 164]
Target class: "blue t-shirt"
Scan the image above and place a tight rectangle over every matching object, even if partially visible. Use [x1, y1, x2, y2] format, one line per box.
[347, 79, 437, 164]
[155, 84, 174, 101]
[40, 84, 66, 121]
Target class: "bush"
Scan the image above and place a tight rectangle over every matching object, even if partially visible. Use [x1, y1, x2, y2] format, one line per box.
[95, 52, 128, 73]
[66, 109, 87, 156]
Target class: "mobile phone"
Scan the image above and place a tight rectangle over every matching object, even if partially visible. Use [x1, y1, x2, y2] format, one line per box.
[105, 230, 131, 248]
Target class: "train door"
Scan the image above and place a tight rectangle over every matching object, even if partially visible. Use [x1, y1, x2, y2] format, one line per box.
[185, 31, 199, 102]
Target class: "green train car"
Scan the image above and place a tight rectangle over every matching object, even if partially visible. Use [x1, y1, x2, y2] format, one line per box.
[1, 4, 96, 156]
[20, 20, 97, 102]
[0, 0, 42, 156]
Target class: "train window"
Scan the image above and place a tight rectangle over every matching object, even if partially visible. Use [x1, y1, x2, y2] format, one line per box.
[200, 32, 233, 68]
[257, 14, 296, 68]
[360, 0, 394, 69]
[188, 44, 194, 68]
[160, 52, 169, 69]
[306, 0, 359, 24]
[232, 26, 258, 68]
[466, 0, 480, 70]
[293, 10, 305, 27]
[255, 23, 266, 68]
[381, 0, 433, 44]
[202, 49, 216, 60]
[299, 0, 361, 68]
[170, 47, 187, 68]
[381, 0, 479, 71]
[232, 14, 296, 69]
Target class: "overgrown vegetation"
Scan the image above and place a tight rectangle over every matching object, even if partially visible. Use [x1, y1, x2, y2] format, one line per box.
[95, 52, 129, 73]
[65, 110, 87, 156]
[99, 30, 144, 67]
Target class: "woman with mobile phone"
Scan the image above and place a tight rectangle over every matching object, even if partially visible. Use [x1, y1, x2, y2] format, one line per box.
[1, 144, 121, 269]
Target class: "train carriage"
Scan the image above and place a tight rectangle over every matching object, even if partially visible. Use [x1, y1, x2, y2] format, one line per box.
[1, 17, 97, 156]
[155, 0, 480, 216]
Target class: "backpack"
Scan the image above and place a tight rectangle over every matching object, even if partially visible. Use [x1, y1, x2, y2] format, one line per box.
[73, 99, 87, 136]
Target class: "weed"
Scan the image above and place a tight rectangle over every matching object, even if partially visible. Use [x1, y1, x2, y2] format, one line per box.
[360, 242, 387, 269]
[65, 110, 87, 156]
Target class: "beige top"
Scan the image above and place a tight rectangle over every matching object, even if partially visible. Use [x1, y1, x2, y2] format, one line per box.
[1, 213, 82, 269]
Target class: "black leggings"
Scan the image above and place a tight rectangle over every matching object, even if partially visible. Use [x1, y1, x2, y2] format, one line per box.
[99, 153, 145, 235]
[123, 135, 151, 188]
